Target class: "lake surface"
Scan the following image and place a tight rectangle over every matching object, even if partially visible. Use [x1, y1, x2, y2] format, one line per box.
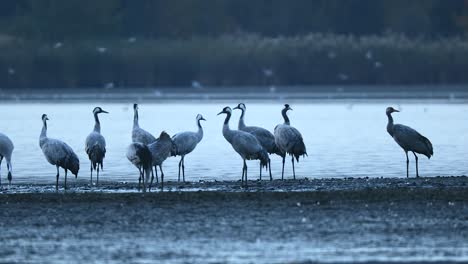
[1, 102, 467, 185]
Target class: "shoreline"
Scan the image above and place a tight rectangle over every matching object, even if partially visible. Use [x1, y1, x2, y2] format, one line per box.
[2, 176, 468, 195]
[2, 176, 468, 263]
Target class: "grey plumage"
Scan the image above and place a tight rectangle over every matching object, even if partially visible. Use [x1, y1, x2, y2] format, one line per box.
[386, 106, 433, 178]
[132, 104, 156, 145]
[148, 131, 175, 191]
[85, 107, 108, 185]
[171, 114, 205, 182]
[234, 103, 281, 181]
[39, 114, 79, 191]
[274, 104, 307, 180]
[0, 132, 13, 186]
[126, 142, 152, 192]
[218, 107, 269, 187]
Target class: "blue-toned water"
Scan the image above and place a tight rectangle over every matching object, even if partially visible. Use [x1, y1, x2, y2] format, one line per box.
[1, 102, 467, 184]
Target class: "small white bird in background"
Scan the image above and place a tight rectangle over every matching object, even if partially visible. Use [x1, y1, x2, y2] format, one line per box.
[386, 107, 433, 178]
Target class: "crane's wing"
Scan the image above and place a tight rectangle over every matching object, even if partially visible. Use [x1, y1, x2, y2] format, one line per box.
[393, 124, 433, 157]
[172, 132, 198, 155]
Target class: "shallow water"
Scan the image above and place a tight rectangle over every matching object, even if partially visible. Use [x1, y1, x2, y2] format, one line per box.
[0, 102, 467, 185]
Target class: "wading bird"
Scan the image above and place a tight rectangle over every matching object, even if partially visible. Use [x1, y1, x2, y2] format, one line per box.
[0, 133, 13, 186]
[85, 107, 108, 185]
[148, 131, 174, 191]
[126, 142, 152, 192]
[171, 114, 206, 182]
[39, 114, 79, 190]
[386, 107, 433, 177]
[234, 103, 282, 181]
[132, 104, 156, 145]
[218, 107, 269, 187]
[274, 104, 307, 180]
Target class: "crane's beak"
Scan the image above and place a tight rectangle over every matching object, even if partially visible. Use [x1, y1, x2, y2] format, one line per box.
[233, 106, 240, 110]
[101, 110, 109, 114]
[393, 109, 400, 113]
[200, 117, 206, 121]
[288, 107, 293, 111]
[217, 111, 224, 115]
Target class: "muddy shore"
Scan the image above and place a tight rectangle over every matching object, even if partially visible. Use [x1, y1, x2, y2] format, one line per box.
[1, 177, 468, 263]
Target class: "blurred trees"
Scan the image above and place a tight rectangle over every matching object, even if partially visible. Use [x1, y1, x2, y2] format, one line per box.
[0, 0, 467, 40]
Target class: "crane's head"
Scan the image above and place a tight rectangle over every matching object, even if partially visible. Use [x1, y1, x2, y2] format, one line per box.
[386, 107, 399, 114]
[93, 107, 109, 115]
[284, 104, 293, 111]
[41, 114, 49, 121]
[217, 106, 232, 116]
[233, 103, 246, 111]
[133, 104, 138, 110]
[196, 114, 206, 121]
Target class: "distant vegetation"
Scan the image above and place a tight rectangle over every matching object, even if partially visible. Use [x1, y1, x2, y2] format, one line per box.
[0, 0, 467, 88]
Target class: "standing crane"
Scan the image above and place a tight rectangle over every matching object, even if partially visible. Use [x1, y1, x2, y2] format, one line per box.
[132, 104, 156, 145]
[171, 114, 206, 182]
[0, 133, 13, 186]
[386, 107, 433, 177]
[85, 107, 108, 185]
[148, 131, 174, 191]
[126, 142, 152, 192]
[233, 103, 282, 181]
[274, 104, 307, 180]
[218, 107, 269, 187]
[39, 114, 79, 190]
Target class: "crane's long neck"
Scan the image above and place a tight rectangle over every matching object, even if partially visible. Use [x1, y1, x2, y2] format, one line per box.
[94, 112, 101, 133]
[196, 119, 204, 142]
[133, 108, 139, 128]
[238, 109, 246, 130]
[222, 112, 234, 142]
[282, 108, 290, 125]
[40, 119, 48, 147]
[386, 112, 394, 136]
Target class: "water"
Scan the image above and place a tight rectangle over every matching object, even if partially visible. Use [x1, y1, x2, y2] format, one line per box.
[1, 102, 467, 184]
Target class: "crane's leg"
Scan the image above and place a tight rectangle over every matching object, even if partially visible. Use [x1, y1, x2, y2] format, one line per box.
[160, 166, 164, 191]
[268, 159, 272, 181]
[97, 165, 100, 186]
[6, 162, 11, 186]
[90, 163, 93, 185]
[291, 156, 296, 180]
[243, 160, 248, 187]
[412, 152, 419, 178]
[260, 163, 263, 180]
[141, 167, 147, 193]
[241, 162, 245, 184]
[56, 165, 60, 191]
[155, 167, 159, 189]
[178, 157, 182, 182]
[64, 169, 68, 190]
[149, 168, 154, 192]
[281, 156, 285, 180]
[405, 151, 409, 178]
[182, 156, 185, 182]
[138, 166, 142, 191]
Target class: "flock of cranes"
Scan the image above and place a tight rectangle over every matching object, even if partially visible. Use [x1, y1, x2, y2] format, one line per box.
[0, 104, 434, 192]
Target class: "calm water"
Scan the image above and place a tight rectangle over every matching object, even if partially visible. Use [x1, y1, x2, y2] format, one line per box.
[1, 102, 467, 184]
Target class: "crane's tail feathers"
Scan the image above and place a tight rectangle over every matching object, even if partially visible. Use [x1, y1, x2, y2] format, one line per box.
[420, 135, 433, 158]
[258, 149, 269, 169]
[292, 142, 307, 162]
